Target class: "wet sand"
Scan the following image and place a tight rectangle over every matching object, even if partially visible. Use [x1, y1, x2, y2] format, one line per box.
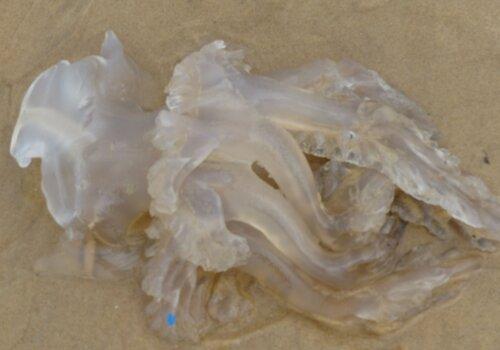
[0, 1, 499, 349]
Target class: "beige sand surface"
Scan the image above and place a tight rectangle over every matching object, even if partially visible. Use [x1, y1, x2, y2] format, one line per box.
[0, 1, 499, 349]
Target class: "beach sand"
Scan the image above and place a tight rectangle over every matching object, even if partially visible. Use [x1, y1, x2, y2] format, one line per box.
[0, 1, 499, 349]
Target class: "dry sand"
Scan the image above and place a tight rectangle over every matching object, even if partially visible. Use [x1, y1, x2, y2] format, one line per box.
[0, 1, 499, 349]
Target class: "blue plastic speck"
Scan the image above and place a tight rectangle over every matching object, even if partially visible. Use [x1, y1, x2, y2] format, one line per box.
[166, 312, 176, 327]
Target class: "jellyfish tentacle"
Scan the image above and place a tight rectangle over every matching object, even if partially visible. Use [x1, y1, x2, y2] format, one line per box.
[229, 221, 480, 331]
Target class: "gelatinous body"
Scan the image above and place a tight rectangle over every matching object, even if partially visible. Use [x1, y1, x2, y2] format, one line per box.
[10, 32, 500, 343]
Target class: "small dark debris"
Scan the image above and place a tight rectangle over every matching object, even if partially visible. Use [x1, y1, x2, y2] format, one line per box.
[483, 151, 490, 165]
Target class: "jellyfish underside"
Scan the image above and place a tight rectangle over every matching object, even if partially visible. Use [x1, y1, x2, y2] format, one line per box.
[9, 32, 500, 343]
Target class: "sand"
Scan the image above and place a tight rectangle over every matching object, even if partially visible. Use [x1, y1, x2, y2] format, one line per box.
[0, 1, 499, 349]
